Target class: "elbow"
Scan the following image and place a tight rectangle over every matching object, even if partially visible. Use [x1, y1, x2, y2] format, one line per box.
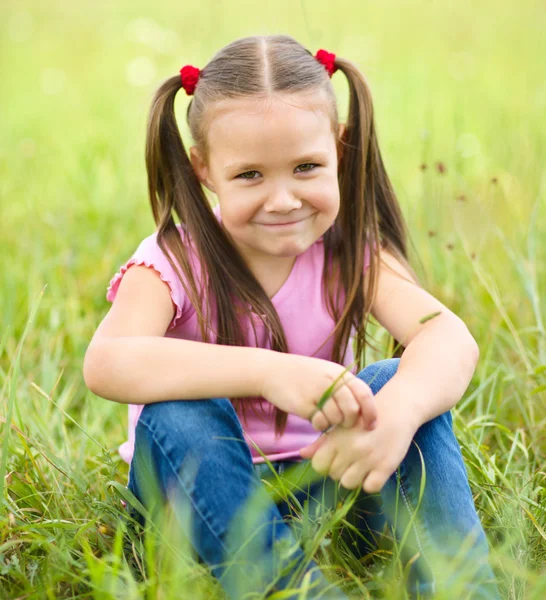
[449, 314, 479, 373]
[470, 336, 480, 365]
[462, 327, 480, 373]
[83, 343, 107, 397]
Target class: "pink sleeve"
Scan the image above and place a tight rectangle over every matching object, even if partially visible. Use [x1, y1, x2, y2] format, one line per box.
[105, 232, 189, 331]
[118, 403, 144, 466]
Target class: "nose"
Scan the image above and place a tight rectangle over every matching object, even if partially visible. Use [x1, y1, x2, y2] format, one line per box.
[263, 185, 302, 213]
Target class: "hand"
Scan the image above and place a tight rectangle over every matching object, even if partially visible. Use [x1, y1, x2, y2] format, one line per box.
[260, 352, 378, 431]
[299, 396, 419, 494]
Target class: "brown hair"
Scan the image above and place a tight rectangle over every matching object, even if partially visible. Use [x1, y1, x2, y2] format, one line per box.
[145, 34, 417, 437]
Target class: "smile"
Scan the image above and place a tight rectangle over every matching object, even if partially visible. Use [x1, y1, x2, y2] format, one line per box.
[257, 215, 311, 228]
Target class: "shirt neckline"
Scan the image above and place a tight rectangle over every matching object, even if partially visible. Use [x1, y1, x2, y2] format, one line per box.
[211, 203, 309, 309]
[269, 252, 302, 305]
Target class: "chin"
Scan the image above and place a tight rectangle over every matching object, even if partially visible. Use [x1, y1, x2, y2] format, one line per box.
[269, 241, 312, 257]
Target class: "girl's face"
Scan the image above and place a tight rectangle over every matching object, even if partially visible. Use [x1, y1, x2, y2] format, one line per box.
[190, 91, 345, 272]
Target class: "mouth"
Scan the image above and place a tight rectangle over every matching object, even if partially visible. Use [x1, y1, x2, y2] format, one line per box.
[257, 215, 312, 228]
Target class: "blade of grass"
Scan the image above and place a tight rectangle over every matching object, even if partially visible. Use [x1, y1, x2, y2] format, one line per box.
[0, 285, 46, 506]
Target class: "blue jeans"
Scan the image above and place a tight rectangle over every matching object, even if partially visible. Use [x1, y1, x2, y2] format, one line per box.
[124, 358, 500, 599]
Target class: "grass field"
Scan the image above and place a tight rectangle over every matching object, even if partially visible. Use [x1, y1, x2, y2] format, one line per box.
[1, 0, 545, 597]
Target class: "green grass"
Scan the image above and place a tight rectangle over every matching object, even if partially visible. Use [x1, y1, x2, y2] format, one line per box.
[1, 0, 545, 597]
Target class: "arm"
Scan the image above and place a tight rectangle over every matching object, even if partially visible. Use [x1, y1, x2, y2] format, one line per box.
[368, 249, 479, 428]
[300, 249, 480, 492]
[379, 316, 479, 428]
[83, 265, 273, 404]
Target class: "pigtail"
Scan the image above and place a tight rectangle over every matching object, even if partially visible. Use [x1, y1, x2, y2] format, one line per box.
[145, 73, 293, 435]
[322, 57, 417, 365]
[145, 75, 213, 343]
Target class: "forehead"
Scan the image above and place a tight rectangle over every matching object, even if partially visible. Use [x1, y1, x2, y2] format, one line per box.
[205, 92, 336, 165]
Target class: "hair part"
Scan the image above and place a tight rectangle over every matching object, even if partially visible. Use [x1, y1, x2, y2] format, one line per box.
[145, 34, 417, 437]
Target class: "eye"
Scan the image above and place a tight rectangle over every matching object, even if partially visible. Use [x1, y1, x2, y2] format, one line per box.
[236, 170, 259, 180]
[235, 163, 320, 180]
[297, 163, 319, 173]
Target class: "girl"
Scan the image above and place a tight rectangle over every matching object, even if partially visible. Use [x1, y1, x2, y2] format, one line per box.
[84, 35, 500, 599]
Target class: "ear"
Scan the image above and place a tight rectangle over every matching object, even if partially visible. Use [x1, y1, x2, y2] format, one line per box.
[189, 146, 216, 194]
[337, 123, 347, 164]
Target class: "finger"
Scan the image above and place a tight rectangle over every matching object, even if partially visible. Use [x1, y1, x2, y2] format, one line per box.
[331, 383, 360, 428]
[318, 395, 344, 427]
[300, 434, 326, 459]
[362, 470, 388, 494]
[340, 460, 370, 491]
[328, 452, 352, 481]
[346, 378, 377, 430]
[310, 395, 343, 431]
[311, 442, 337, 476]
[310, 408, 330, 431]
[363, 460, 399, 494]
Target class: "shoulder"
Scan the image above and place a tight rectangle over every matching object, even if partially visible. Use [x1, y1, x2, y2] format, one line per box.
[106, 223, 194, 330]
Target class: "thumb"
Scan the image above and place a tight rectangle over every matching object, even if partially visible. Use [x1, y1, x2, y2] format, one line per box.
[300, 434, 326, 458]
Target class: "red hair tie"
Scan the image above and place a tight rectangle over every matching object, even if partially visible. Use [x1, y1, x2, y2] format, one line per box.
[314, 49, 338, 77]
[180, 65, 200, 95]
[179, 48, 337, 96]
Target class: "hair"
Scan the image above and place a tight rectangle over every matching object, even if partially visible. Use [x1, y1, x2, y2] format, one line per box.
[145, 34, 418, 437]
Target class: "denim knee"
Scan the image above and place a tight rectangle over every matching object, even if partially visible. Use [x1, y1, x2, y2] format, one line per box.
[356, 358, 400, 395]
[128, 397, 254, 510]
[136, 397, 248, 455]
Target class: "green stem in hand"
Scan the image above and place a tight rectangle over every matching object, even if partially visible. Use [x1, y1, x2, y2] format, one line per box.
[315, 360, 358, 412]
[314, 311, 442, 413]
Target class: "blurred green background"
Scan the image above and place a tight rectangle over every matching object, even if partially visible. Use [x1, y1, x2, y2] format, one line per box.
[1, 0, 545, 597]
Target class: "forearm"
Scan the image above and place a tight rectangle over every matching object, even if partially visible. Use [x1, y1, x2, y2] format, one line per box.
[83, 336, 273, 404]
[378, 315, 479, 428]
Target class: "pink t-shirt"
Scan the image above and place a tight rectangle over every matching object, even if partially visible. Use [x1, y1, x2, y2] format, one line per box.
[106, 204, 371, 465]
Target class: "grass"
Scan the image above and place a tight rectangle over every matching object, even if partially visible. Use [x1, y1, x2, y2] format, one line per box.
[1, 0, 545, 597]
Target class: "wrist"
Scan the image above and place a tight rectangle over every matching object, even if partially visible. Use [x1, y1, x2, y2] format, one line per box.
[375, 374, 425, 431]
[256, 348, 282, 397]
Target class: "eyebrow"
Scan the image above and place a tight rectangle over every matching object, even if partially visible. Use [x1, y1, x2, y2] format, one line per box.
[224, 152, 329, 173]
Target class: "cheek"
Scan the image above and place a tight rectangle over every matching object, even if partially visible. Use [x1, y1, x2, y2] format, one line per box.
[315, 174, 340, 205]
[316, 186, 340, 216]
[220, 204, 255, 232]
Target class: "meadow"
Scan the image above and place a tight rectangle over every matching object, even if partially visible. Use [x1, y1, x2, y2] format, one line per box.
[1, 0, 545, 597]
